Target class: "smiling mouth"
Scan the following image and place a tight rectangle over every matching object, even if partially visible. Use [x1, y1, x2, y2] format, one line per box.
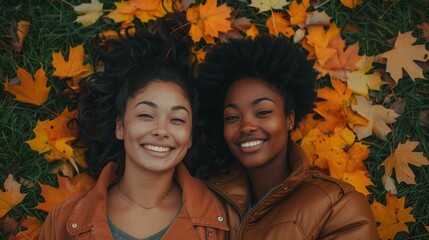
[143, 144, 172, 153]
[240, 140, 264, 148]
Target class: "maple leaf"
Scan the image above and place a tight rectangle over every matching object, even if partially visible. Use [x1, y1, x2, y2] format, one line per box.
[36, 175, 85, 213]
[246, 24, 260, 39]
[342, 170, 373, 196]
[381, 31, 429, 82]
[346, 56, 384, 96]
[266, 12, 294, 37]
[11, 20, 30, 52]
[3, 66, 50, 106]
[305, 10, 331, 26]
[15, 216, 43, 240]
[351, 95, 400, 140]
[51, 44, 93, 79]
[382, 174, 397, 195]
[106, 1, 137, 24]
[186, 0, 232, 42]
[131, 0, 173, 23]
[381, 140, 429, 184]
[371, 193, 415, 239]
[417, 22, 429, 40]
[249, 0, 290, 13]
[305, 24, 340, 67]
[340, 0, 363, 8]
[0, 215, 18, 235]
[287, 0, 310, 25]
[0, 174, 27, 217]
[73, 0, 103, 26]
[322, 35, 362, 74]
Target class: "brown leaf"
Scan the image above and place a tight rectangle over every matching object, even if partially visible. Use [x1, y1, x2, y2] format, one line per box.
[0, 175, 27, 217]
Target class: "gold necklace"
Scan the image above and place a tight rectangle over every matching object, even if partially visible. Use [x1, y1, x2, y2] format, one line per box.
[118, 183, 175, 210]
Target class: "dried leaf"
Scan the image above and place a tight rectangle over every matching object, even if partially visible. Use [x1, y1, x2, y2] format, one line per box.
[51, 44, 93, 79]
[246, 24, 260, 39]
[381, 140, 429, 184]
[249, 0, 290, 13]
[371, 193, 415, 240]
[382, 174, 397, 195]
[73, 0, 103, 26]
[15, 216, 43, 240]
[0, 175, 27, 217]
[12, 20, 30, 52]
[342, 170, 373, 196]
[0, 216, 18, 235]
[266, 12, 294, 37]
[305, 24, 340, 66]
[340, 0, 363, 8]
[305, 10, 331, 26]
[351, 95, 400, 140]
[346, 56, 383, 96]
[3, 67, 50, 106]
[186, 0, 232, 42]
[417, 21, 429, 40]
[131, 0, 174, 23]
[381, 31, 429, 82]
[323, 35, 362, 73]
[106, 1, 136, 24]
[287, 0, 310, 25]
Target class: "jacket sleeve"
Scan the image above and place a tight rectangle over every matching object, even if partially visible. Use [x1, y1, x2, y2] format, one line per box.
[39, 203, 62, 240]
[319, 190, 380, 240]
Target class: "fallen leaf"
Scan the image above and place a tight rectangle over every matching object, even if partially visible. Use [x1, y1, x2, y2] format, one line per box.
[371, 193, 415, 240]
[340, 0, 363, 8]
[12, 20, 30, 52]
[351, 95, 400, 140]
[15, 216, 43, 240]
[0, 216, 18, 235]
[287, 0, 310, 26]
[186, 0, 232, 42]
[266, 12, 294, 37]
[73, 0, 103, 26]
[346, 56, 384, 96]
[246, 24, 260, 39]
[249, 0, 290, 13]
[305, 10, 331, 26]
[381, 31, 429, 82]
[3, 66, 50, 106]
[381, 140, 429, 184]
[293, 28, 306, 43]
[131, 0, 174, 23]
[51, 44, 92, 79]
[417, 21, 429, 40]
[304, 24, 340, 67]
[323, 35, 362, 73]
[382, 174, 397, 195]
[342, 170, 373, 195]
[0, 175, 27, 217]
[106, 1, 137, 24]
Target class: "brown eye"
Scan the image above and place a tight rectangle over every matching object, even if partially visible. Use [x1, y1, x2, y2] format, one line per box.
[256, 110, 272, 117]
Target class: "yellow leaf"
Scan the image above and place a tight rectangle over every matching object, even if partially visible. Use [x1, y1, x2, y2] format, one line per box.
[186, 0, 232, 42]
[371, 193, 415, 240]
[340, 0, 363, 8]
[305, 24, 340, 66]
[249, 0, 290, 13]
[342, 170, 373, 196]
[3, 67, 50, 106]
[266, 12, 294, 37]
[382, 31, 429, 82]
[26, 120, 51, 154]
[131, 0, 173, 22]
[106, 1, 137, 24]
[51, 44, 93, 79]
[246, 24, 260, 39]
[351, 95, 400, 140]
[287, 0, 310, 25]
[73, 0, 103, 26]
[346, 56, 384, 96]
[381, 140, 429, 184]
[0, 174, 27, 217]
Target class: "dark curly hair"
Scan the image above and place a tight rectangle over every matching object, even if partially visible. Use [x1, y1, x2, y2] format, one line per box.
[78, 14, 199, 178]
[195, 36, 317, 179]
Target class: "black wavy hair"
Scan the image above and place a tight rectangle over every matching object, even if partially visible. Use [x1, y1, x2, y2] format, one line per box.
[78, 14, 199, 178]
[195, 36, 317, 179]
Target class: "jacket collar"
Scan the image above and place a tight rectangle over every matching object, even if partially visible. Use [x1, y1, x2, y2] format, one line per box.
[67, 162, 228, 236]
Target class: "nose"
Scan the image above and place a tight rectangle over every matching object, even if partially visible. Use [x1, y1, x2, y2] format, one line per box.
[240, 119, 257, 134]
[150, 121, 169, 139]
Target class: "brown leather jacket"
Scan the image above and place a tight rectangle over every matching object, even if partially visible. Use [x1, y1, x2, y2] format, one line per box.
[39, 163, 229, 240]
[205, 142, 379, 240]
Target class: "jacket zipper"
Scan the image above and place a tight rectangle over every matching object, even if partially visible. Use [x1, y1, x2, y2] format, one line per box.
[236, 183, 284, 240]
[208, 185, 245, 220]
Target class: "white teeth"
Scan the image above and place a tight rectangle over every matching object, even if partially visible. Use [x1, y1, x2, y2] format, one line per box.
[240, 140, 263, 148]
[143, 145, 171, 153]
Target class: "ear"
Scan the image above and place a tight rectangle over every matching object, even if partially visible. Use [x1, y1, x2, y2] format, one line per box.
[286, 110, 295, 130]
[115, 116, 124, 140]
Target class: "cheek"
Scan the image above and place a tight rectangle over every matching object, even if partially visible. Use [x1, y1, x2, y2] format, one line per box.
[223, 124, 235, 146]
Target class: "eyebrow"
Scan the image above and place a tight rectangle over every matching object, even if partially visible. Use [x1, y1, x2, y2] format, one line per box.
[135, 101, 190, 115]
[224, 97, 275, 110]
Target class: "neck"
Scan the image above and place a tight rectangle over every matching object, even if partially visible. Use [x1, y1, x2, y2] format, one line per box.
[247, 147, 289, 202]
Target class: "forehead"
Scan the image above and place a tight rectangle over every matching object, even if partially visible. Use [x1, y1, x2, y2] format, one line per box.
[224, 77, 282, 104]
[131, 81, 191, 108]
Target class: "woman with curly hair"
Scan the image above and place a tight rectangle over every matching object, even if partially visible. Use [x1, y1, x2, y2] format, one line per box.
[196, 36, 379, 239]
[39, 19, 228, 240]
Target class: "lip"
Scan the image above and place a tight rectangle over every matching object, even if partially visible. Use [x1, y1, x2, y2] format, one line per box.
[235, 137, 267, 154]
[141, 144, 174, 158]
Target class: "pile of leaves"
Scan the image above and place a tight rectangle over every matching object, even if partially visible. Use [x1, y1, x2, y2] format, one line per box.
[0, 0, 428, 239]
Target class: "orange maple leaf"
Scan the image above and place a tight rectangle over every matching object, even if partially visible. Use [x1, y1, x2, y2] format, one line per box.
[304, 24, 340, 65]
[186, 0, 232, 42]
[0, 174, 27, 217]
[381, 140, 429, 184]
[3, 66, 50, 106]
[246, 24, 260, 39]
[51, 44, 92, 79]
[371, 193, 415, 239]
[321, 35, 362, 75]
[36, 175, 88, 213]
[340, 0, 363, 8]
[266, 12, 294, 37]
[342, 170, 373, 196]
[287, 0, 310, 26]
[131, 0, 174, 23]
[381, 31, 429, 82]
[106, 1, 137, 24]
[12, 20, 30, 52]
[15, 216, 43, 240]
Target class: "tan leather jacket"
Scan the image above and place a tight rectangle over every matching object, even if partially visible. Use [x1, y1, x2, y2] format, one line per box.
[205, 142, 379, 240]
[39, 163, 229, 240]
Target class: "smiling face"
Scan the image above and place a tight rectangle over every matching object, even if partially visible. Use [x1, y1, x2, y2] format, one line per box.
[116, 81, 192, 173]
[223, 77, 294, 169]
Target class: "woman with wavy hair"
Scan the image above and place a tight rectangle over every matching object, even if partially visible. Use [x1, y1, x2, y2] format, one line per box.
[196, 36, 379, 239]
[39, 18, 228, 240]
